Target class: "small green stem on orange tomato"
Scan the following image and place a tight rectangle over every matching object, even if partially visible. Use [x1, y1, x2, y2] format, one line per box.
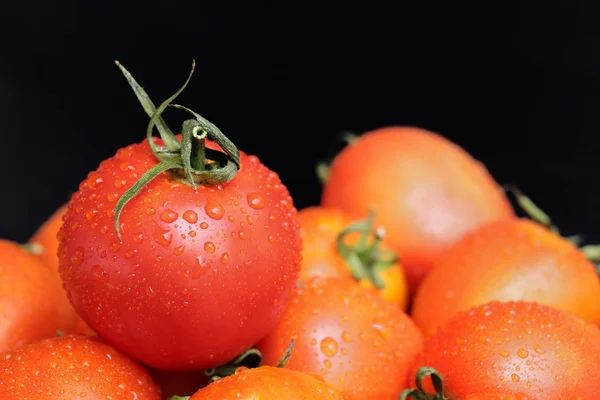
[168, 396, 190, 400]
[399, 367, 449, 400]
[316, 162, 330, 184]
[503, 185, 560, 234]
[113, 61, 241, 240]
[21, 242, 43, 256]
[204, 348, 263, 382]
[275, 338, 296, 368]
[336, 210, 398, 289]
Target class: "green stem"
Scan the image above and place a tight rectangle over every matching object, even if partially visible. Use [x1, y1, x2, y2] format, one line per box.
[335, 210, 398, 289]
[21, 242, 43, 256]
[113, 61, 242, 240]
[399, 367, 449, 400]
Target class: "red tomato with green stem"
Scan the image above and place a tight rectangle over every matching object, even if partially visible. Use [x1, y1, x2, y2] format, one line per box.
[0, 334, 161, 399]
[256, 277, 424, 400]
[57, 61, 302, 370]
[404, 301, 600, 399]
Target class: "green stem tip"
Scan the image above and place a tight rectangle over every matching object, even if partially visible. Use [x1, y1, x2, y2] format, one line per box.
[335, 210, 398, 289]
[399, 367, 449, 400]
[112, 61, 241, 241]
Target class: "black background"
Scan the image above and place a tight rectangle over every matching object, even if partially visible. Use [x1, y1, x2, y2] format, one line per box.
[2, 1, 600, 242]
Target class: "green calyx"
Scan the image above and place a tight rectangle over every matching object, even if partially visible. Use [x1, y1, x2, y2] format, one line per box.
[113, 61, 241, 240]
[315, 130, 359, 185]
[400, 367, 449, 400]
[336, 210, 398, 289]
[503, 185, 600, 268]
[165, 340, 297, 399]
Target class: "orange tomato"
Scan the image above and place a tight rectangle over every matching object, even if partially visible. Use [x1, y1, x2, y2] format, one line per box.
[0, 239, 76, 351]
[411, 218, 600, 337]
[297, 206, 408, 309]
[321, 126, 514, 294]
[189, 366, 345, 399]
[28, 204, 95, 336]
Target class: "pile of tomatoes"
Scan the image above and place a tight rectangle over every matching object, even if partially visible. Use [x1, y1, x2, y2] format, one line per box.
[1, 62, 599, 400]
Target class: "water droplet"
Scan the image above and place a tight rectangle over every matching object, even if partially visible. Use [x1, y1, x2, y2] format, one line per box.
[204, 242, 216, 253]
[183, 210, 198, 224]
[189, 231, 197, 237]
[124, 249, 137, 259]
[85, 209, 99, 220]
[146, 286, 155, 297]
[269, 215, 276, 222]
[267, 235, 275, 243]
[323, 359, 332, 369]
[192, 258, 209, 279]
[533, 343, 545, 354]
[160, 209, 179, 223]
[320, 337, 338, 357]
[372, 323, 390, 339]
[246, 215, 254, 225]
[92, 265, 108, 282]
[247, 193, 265, 209]
[498, 350, 510, 358]
[71, 247, 85, 265]
[146, 207, 156, 215]
[220, 252, 230, 264]
[238, 231, 246, 240]
[110, 242, 121, 252]
[113, 179, 127, 189]
[200, 222, 209, 230]
[359, 332, 368, 342]
[227, 215, 235, 222]
[205, 199, 225, 220]
[174, 245, 185, 255]
[143, 197, 152, 204]
[341, 331, 353, 342]
[119, 162, 135, 172]
[153, 223, 173, 248]
[517, 348, 529, 359]
[511, 373, 520, 383]
[133, 233, 144, 244]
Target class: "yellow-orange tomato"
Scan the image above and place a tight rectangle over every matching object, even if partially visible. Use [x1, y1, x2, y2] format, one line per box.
[189, 366, 345, 399]
[0, 239, 76, 351]
[297, 206, 408, 310]
[29, 204, 95, 336]
[321, 126, 514, 294]
[411, 218, 600, 337]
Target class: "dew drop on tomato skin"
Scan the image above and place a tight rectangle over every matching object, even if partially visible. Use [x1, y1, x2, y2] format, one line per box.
[183, 210, 198, 224]
[205, 199, 225, 220]
[160, 209, 179, 223]
[247, 193, 265, 209]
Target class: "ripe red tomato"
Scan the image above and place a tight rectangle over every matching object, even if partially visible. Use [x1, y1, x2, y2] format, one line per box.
[411, 218, 600, 337]
[256, 277, 424, 400]
[57, 62, 302, 370]
[408, 301, 600, 399]
[0, 334, 161, 399]
[28, 204, 95, 336]
[297, 206, 409, 309]
[0, 239, 76, 351]
[188, 366, 345, 399]
[320, 126, 514, 293]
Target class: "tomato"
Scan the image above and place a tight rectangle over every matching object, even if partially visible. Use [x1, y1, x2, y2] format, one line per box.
[256, 277, 424, 400]
[57, 62, 302, 370]
[0, 334, 161, 399]
[407, 301, 600, 399]
[28, 203, 95, 336]
[320, 126, 514, 293]
[0, 239, 76, 351]
[297, 206, 408, 309]
[411, 218, 600, 337]
[188, 366, 345, 399]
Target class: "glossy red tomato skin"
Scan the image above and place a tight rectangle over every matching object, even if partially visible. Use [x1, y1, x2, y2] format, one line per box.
[58, 138, 302, 370]
[0, 334, 161, 399]
[409, 301, 600, 399]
